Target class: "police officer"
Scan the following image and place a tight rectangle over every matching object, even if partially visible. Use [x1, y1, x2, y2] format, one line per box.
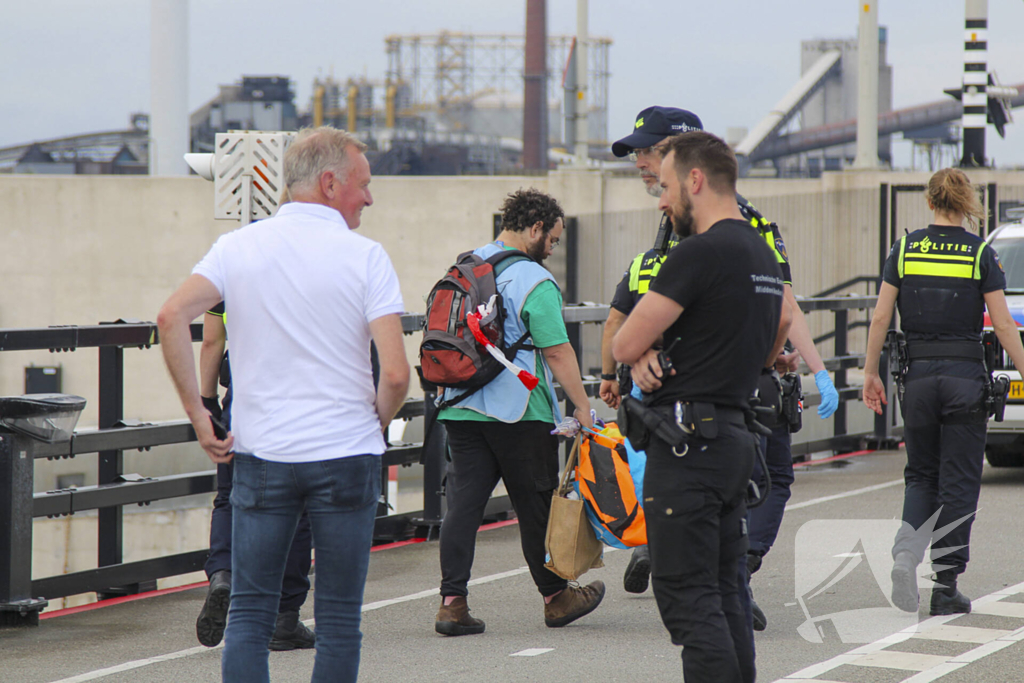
[196, 302, 316, 650]
[863, 167, 1024, 615]
[613, 131, 790, 683]
[603, 107, 839, 632]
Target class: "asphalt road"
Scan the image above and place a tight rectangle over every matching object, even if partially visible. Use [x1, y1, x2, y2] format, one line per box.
[4, 447, 1024, 683]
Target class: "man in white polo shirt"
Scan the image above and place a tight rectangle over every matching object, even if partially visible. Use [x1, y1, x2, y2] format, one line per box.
[158, 126, 409, 683]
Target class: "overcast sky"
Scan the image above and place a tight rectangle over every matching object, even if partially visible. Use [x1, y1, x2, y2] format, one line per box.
[3, 0, 1024, 167]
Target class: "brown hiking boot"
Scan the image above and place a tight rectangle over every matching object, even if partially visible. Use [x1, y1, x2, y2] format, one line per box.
[544, 580, 606, 628]
[435, 597, 485, 636]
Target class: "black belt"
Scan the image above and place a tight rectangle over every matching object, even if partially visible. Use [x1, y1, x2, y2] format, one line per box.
[650, 403, 748, 427]
[712, 406, 748, 426]
[907, 341, 984, 362]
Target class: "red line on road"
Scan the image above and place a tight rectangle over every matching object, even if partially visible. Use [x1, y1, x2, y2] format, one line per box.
[793, 442, 904, 468]
[39, 518, 520, 620]
[40, 580, 208, 620]
[479, 519, 519, 531]
[371, 538, 426, 552]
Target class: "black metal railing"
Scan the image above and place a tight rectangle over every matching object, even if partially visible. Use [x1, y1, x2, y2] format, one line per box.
[0, 309, 606, 625]
[1, 295, 892, 626]
[790, 295, 898, 457]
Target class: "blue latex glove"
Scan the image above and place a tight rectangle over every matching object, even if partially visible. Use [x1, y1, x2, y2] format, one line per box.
[815, 370, 839, 419]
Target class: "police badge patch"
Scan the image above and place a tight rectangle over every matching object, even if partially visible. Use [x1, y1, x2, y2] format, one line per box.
[775, 238, 789, 262]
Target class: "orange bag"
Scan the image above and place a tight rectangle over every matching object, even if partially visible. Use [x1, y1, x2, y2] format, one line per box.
[577, 424, 647, 548]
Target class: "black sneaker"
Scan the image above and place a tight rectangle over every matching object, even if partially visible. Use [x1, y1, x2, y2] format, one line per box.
[269, 610, 316, 651]
[750, 594, 767, 631]
[196, 570, 231, 647]
[930, 587, 971, 616]
[623, 546, 651, 594]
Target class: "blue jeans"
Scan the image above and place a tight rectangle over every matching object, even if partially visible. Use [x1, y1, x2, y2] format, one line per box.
[206, 459, 313, 613]
[222, 453, 381, 683]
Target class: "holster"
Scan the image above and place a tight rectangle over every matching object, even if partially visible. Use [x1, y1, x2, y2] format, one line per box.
[617, 396, 688, 453]
[886, 330, 908, 416]
[779, 372, 803, 433]
[755, 369, 783, 429]
[987, 375, 1011, 422]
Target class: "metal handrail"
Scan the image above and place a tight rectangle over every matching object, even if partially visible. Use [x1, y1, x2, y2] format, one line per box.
[1, 297, 892, 617]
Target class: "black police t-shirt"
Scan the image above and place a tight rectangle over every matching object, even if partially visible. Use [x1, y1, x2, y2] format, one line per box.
[647, 218, 785, 409]
[610, 267, 636, 314]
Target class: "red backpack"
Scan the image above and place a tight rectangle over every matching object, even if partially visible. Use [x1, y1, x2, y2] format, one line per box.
[420, 249, 534, 406]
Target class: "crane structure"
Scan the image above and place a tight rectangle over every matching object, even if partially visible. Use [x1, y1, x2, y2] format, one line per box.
[383, 32, 611, 144]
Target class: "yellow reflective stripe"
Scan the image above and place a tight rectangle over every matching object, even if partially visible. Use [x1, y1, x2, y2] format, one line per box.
[903, 261, 975, 278]
[628, 253, 645, 292]
[897, 237, 907, 279]
[634, 256, 667, 295]
[904, 253, 974, 262]
[975, 243, 986, 280]
[759, 227, 786, 264]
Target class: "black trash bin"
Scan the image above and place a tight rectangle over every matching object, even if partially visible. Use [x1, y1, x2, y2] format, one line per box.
[0, 394, 85, 628]
[0, 394, 86, 443]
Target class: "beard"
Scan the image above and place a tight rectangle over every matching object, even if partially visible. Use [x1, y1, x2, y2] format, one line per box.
[642, 174, 663, 198]
[669, 194, 695, 238]
[526, 237, 548, 263]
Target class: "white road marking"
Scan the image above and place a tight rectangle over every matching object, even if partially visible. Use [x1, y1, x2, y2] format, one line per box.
[44, 645, 220, 683]
[910, 624, 1011, 644]
[785, 479, 903, 511]
[309, 566, 536, 619]
[47, 565, 538, 683]
[851, 650, 951, 671]
[776, 579, 1024, 682]
[972, 600, 1024, 619]
[899, 626, 1024, 683]
[833, 552, 863, 558]
[510, 648, 554, 657]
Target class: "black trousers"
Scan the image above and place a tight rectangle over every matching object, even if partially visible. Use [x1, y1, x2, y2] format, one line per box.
[645, 420, 756, 683]
[204, 389, 313, 613]
[894, 360, 987, 576]
[439, 420, 566, 598]
[748, 423, 795, 558]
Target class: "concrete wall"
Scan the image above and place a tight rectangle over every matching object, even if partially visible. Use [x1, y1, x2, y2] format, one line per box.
[4, 169, 1023, 491]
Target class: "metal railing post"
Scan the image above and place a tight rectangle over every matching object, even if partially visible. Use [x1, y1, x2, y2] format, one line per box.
[563, 319, 582, 464]
[832, 309, 849, 438]
[418, 389, 446, 540]
[873, 347, 890, 443]
[0, 433, 48, 627]
[97, 343, 124, 574]
[96, 332, 154, 598]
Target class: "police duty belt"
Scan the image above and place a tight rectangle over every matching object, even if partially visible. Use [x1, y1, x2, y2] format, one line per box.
[619, 397, 762, 457]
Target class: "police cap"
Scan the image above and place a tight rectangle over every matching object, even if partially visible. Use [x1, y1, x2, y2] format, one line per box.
[611, 106, 704, 157]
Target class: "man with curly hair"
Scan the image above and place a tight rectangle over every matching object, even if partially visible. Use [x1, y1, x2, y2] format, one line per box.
[433, 188, 604, 636]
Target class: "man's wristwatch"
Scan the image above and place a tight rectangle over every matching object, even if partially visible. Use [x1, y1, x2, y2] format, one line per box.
[600, 373, 617, 381]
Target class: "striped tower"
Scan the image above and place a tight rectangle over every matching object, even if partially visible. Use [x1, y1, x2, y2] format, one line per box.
[960, 0, 988, 167]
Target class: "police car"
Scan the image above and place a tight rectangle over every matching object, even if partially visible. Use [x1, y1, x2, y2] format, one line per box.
[984, 210, 1024, 467]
